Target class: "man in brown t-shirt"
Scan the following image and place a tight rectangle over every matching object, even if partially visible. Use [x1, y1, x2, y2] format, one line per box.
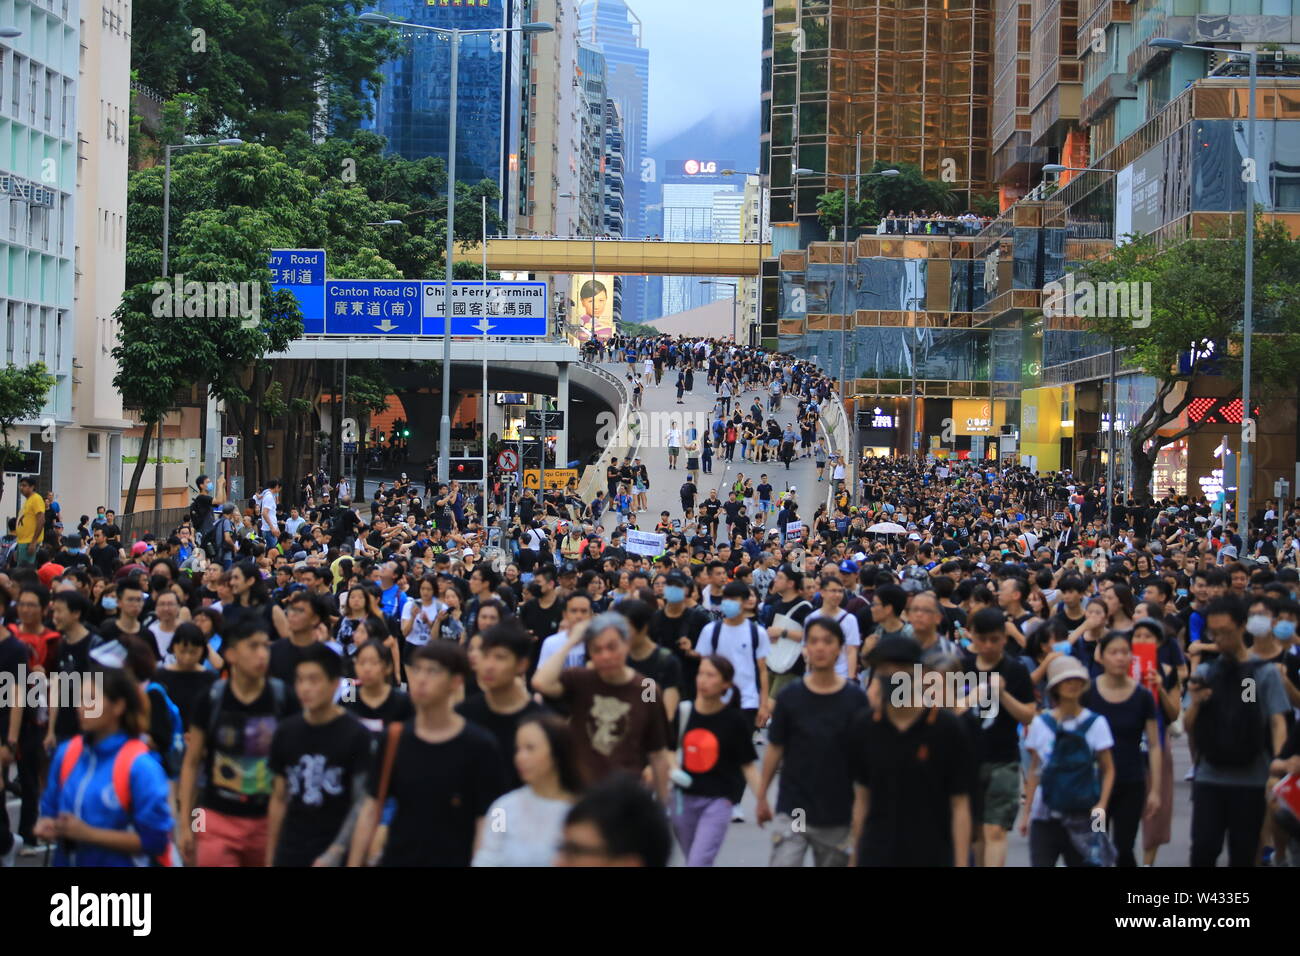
[533, 612, 671, 802]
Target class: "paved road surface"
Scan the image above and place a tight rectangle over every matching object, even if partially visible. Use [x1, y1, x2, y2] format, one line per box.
[601, 362, 831, 533]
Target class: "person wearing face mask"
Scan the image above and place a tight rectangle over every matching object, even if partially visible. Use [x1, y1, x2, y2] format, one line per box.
[1248, 597, 1300, 711]
[649, 574, 711, 700]
[694, 582, 772, 733]
[189, 475, 220, 541]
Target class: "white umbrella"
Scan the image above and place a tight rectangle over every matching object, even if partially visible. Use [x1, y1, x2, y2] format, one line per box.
[866, 521, 907, 535]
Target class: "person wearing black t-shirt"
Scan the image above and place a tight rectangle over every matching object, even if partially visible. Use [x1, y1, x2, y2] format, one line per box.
[152, 623, 217, 735]
[345, 639, 415, 735]
[959, 607, 1037, 867]
[670, 655, 760, 866]
[456, 625, 546, 789]
[267, 645, 373, 867]
[848, 636, 975, 867]
[45, 590, 101, 747]
[180, 623, 296, 868]
[648, 575, 711, 698]
[88, 526, 120, 576]
[757, 616, 867, 867]
[763, 568, 815, 697]
[348, 642, 506, 867]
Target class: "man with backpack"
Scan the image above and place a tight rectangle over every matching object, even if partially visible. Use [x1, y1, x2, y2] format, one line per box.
[1185, 595, 1289, 866]
[179, 621, 295, 867]
[694, 582, 771, 731]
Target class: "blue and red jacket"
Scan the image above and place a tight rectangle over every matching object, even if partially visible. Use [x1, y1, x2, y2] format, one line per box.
[40, 732, 176, 867]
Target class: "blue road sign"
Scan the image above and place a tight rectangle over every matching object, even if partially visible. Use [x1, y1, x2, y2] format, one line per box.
[421, 281, 549, 336]
[324, 280, 422, 334]
[269, 249, 327, 333]
[268, 249, 326, 286]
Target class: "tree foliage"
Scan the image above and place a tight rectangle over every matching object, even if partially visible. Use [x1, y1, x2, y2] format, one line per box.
[0, 362, 55, 505]
[132, 0, 400, 146]
[816, 161, 960, 235]
[1075, 221, 1300, 503]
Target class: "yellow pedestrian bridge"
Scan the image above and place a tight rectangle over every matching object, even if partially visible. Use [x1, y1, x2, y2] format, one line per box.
[460, 237, 772, 277]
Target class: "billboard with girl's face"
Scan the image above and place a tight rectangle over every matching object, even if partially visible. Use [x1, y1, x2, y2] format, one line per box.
[566, 275, 614, 345]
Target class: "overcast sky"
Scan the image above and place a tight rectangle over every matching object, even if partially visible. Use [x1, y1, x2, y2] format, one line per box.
[636, 0, 761, 147]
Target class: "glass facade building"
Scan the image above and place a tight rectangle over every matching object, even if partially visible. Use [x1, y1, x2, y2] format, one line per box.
[366, 0, 523, 219]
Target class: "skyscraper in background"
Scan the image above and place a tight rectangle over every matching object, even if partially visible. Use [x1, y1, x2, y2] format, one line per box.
[514, 0, 586, 237]
[580, 0, 649, 321]
[366, 0, 524, 221]
[660, 159, 739, 316]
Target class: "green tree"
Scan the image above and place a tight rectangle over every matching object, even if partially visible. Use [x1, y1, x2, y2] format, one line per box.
[132, 0, 399, 146]
[1075, 220, 1300, 503]
[0, 363, 55, 507]
[815, 162, 959, 236]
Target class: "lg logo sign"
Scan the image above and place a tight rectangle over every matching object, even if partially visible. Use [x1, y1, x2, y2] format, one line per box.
[683, 160, 718, 176]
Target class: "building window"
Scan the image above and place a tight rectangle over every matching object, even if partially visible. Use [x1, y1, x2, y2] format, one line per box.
[87, 432, 100, 457]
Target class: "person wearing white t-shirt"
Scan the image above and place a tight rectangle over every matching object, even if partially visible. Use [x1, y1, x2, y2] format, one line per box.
[1020, 655, 1115, 868]
[536, 592, 595, 671]
[695, 583, 771, 728]
[147, 589, 186, 665]
[401, 575, 447, 649]
[805, 574, 860, 680]
[258, 479, 281, 545]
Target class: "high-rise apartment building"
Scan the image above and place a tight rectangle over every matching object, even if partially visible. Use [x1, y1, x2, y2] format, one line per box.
[577, 41, 607, 236]
[738, 173, 768, 345]
[580, 0, 648, 320]
[604, 98, 625, 236]
[0, 2, 126, 520]
[367, 0, 524, 221]
[68, 0, 130, 517]
[514, 0, 585, 237]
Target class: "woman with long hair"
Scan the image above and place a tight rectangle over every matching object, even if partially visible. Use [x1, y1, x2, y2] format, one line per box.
[35, 668, 176, 866]
[223, 560, 289, 640]
[669, 655, 761, 867]
[1082, 631, 1161, 868]
[344, 639, 414, 735]
[1103, 582, 1136, 634]
[1068, 597, 1110, 676]
[473, 714, 581, 867]
[336, 585, 399, 676]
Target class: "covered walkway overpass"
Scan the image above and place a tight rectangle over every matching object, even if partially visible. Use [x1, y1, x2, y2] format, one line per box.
[461, 237, 772, 276]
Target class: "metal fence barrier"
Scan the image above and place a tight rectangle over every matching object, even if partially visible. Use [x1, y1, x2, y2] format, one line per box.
[117, 506, 193, 542]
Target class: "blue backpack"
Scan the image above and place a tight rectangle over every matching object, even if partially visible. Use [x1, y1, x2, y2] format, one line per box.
[1039, 712, 1101, 813]
[144, 681, 185, 778]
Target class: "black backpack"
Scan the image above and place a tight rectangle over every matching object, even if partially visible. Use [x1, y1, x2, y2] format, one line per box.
[1193, 658, 1268, 767]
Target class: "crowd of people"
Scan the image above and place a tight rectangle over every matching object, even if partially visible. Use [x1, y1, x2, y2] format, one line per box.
[878, 211, 991, 236]
[2, 332, 1298, 869]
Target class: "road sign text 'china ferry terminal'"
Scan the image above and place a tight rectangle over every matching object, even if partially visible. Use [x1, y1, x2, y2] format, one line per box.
[266, 249, 548, 337]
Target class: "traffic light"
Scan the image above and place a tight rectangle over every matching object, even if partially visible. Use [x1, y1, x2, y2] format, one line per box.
[449, 457, 484, 481]
[402, 427, 410, 438]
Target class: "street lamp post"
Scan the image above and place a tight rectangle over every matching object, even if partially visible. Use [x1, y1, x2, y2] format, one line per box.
[794, 164, 899, 499]
[163, 138, 242, 533]
[359, 13, 553, 484]
[1149, 37, 1259, 529]
[698, 281, 738, 342]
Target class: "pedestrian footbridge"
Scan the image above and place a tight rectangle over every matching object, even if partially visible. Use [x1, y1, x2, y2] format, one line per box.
[461, 237, 772, 276]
